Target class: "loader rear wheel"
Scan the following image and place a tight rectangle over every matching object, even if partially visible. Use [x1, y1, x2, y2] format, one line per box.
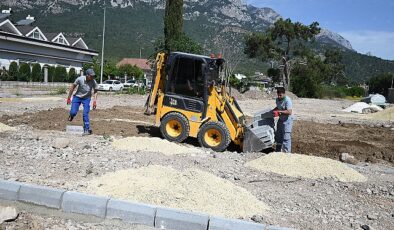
[198, 121, 231, 152]
[160, 112, 190, 143]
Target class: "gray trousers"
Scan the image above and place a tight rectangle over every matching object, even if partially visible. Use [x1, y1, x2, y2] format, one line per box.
[275, 117, 293, 153]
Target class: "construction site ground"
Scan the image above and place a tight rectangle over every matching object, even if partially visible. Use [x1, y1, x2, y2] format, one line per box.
[0, 93, 393, 230]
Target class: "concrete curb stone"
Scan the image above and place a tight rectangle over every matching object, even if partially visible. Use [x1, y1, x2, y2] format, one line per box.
[18, 183, 65, 209]
[155, 207, 209, 230]
[106, 199, 156, 226]
[0, 180, 21, 201]
[209, 216, 266, 230]
[61, 191, 109, 218]
[0, 180, 295, 230]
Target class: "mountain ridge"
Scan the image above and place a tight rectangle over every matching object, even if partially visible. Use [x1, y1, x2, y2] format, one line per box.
[2, 0, 351, 50]
[1, 0, 393, 81]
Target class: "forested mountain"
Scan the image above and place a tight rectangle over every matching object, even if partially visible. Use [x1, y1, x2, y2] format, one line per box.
[1, 0, 393, 82]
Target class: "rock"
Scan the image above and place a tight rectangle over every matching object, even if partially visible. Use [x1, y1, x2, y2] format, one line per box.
[53, 138, 70, 149]
[233, 175, 240, 181]
[367, 214, 378, 220]
[83, 144, 91, 149]
[366, 189, 372, 195]
[361, 224, 373, 230]
[339, 153, 359, 165]
[251, 214, 264, 223]
[0, 206, 18, 224]
[383, 124, 391, 128]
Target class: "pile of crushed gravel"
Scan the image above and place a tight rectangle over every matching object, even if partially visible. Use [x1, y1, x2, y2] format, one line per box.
[85, 165, 269, 218]
[0, 122, 15, 132]
[368, 107, 394, 121]
[246, 153, 367, 182]
[112, 137, 204, 156]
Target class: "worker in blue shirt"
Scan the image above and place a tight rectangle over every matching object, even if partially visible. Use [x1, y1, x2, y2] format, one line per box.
[273, 87, 293, 153]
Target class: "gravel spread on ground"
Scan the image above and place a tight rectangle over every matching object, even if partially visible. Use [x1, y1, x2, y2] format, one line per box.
[368, 107, 394, 121]
[85, 165, 269, 219]
[112, 137, 204, 156]
[0, 97, 63, 103]
[0, 122, 15, 132]
[245, 153, 367, 182]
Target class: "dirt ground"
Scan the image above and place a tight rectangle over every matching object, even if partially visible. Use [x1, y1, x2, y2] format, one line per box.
[2, 106, 393, 164]
[0, 93, 393, 230]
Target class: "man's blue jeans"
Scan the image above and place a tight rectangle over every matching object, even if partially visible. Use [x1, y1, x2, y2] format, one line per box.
[70, 96, 91, 131]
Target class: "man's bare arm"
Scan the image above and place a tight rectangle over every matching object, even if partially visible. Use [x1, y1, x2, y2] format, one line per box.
[67, 84, 76, 99]
[93, 89, 98, 101]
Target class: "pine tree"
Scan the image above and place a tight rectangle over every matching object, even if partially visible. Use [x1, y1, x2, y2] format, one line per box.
[164, 0, 184, 52]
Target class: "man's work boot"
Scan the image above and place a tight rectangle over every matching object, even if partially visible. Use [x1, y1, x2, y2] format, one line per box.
[68, 115, 74, 122]
[82, 130, 92, 136]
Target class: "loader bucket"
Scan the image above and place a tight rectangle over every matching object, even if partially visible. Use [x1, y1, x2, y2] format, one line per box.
[243, 109, 275, 153]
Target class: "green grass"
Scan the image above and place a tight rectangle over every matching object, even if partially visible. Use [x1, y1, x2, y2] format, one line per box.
[50, 86, 68, 95]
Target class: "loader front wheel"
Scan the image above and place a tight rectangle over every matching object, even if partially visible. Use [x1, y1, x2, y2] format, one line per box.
[198, 121, 231, 152]
[160, 112, 190, 143]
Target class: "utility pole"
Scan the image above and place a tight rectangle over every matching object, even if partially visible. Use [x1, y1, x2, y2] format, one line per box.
[100, 7, 106, 84]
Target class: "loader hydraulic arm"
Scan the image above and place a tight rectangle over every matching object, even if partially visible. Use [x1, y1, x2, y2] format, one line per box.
[145, 52, 167, 115]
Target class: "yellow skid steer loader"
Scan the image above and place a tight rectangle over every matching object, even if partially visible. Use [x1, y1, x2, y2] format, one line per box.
[145, 52, 274, 152]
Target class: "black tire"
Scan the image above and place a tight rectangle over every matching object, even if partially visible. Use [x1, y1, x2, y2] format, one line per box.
[109, 87, 113, 92]
[198, 121, 231, 152]
[160, 112, 190, 143]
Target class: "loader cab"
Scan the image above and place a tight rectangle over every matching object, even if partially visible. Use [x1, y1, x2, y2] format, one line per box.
[165, 52, 223, 100]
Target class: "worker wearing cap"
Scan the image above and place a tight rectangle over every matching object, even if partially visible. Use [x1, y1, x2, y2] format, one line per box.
[67, 68, 98, 135]
[273, 87, 293, 153]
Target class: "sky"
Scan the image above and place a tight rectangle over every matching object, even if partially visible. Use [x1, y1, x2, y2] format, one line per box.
[247, 0, 394, 60]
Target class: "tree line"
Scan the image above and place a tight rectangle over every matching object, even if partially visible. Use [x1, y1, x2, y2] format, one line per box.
[244, 18, 393, 99]
[0, 60, 146, 83]
[0, 61, 78, 83]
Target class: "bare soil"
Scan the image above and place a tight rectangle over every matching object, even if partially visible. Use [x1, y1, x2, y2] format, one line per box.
[2, 106, 393, 165]
[0, 106, 156, 138]
[293, 121, 394, 164]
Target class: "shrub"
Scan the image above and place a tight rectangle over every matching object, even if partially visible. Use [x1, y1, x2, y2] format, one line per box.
[48, 66, 56, 82]
[8, 61, 18, 81]
[118, 64, 144, 80]
[54, 66, 68, 82]
[51, 86, 68, 95]
[125, 87, 146, 95]
[68, 68, 77, 83]
[368, 73, 393, 97]
[345, 86, 365, 97]
[320, 86, 346, 99]
[18, 63, 31, 82]
[31, 63, 42, 82]
[291, 74, 322, 98]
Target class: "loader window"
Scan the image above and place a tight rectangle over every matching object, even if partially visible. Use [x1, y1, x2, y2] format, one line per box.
[168, 57, 204, 98]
